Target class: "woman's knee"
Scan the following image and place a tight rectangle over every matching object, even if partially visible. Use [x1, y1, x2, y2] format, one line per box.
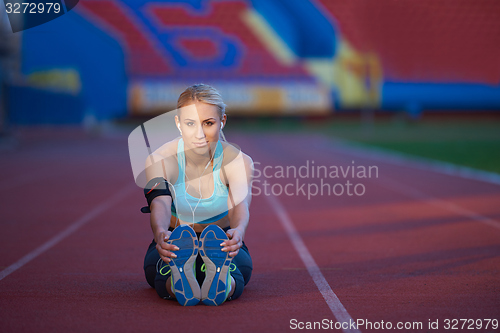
[154, 272, 173, 300]
[233, 248, 253, 285]
[238, 264, 253, 286]
[229, 267, 245, 300]
[143, 240, 160, 288]
[144, 265, 156, 288]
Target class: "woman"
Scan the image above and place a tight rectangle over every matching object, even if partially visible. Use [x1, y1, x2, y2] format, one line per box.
[142, 84, 254, 306]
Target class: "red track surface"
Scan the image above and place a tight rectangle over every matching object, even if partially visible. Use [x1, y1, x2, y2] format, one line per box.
[0, 128, 499, 332]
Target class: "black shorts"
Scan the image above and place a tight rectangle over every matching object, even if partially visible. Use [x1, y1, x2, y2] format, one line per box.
[143, 226, 252, 301]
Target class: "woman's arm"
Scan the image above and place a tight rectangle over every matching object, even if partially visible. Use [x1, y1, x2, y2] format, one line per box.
[145, 152, 178, 263]
[150, 196, 178, 263]
[222, 150, 254, 257]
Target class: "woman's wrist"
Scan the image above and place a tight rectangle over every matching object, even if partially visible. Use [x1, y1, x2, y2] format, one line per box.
[232, 226, 246, 240]
[153, 227, 168, 243]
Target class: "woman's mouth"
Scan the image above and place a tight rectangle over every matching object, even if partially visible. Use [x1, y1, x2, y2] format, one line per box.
[193, 141, 208, 147]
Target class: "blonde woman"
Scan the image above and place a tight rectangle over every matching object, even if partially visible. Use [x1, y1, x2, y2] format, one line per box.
[142, 84, 254, 306]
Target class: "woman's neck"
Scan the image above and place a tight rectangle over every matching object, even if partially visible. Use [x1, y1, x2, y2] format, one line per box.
[183, 143, 216, 173]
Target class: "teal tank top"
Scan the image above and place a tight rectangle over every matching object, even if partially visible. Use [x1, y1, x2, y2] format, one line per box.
[171, 138, 229, 224]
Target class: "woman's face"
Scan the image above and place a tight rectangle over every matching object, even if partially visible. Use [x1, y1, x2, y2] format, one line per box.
[176, 101, 226, 153]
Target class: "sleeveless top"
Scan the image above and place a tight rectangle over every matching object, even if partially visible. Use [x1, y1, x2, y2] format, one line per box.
[170, 138, 229, 224]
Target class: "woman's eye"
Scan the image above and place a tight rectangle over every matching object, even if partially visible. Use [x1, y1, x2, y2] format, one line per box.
[186, 122, 194, 126]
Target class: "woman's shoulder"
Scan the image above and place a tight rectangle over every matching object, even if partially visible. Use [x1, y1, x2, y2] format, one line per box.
[145, 137, 180, 171]
[152, 137, 181, 158]
[221, 141, 253, 167]
[145, 137, 181, 183]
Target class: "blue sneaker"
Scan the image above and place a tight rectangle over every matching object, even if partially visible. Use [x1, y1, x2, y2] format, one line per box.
[199, 225, 233, 306]
[167, 224, 201, 306]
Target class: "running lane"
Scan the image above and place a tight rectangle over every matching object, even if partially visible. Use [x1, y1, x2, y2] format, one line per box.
[0, 128, 337, 332]
[238, 132, 500, 332]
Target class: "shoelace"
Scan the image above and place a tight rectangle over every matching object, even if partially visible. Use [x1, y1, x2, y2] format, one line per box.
[160, 264, 171, 276]
[200, 263, 237, 273]
[156, 258, 171, 275]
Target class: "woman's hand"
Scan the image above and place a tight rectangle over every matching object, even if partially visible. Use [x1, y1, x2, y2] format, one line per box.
[156, 230, 178, 263]
[221, 229, 243, 257]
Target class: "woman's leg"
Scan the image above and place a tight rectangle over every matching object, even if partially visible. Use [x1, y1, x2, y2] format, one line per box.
[154, 258, 176, 300]
[144, 231, 252, 301]
[226, 241, 252, 300]
[143, 240, 159, 288]
[144, 239, 176, 300]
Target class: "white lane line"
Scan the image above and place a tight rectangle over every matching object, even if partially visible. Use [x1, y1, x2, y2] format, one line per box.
[379, 177, 500, 231]
[324, 138, 500, 186]
[0, 183, 137, 282]
[321, 139, 500, 231]
[266, 194, 361, 333]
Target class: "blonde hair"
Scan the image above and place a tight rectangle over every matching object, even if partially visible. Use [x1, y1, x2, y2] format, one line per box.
[177, 83, 226, 119]
[177, 83, 227, 141]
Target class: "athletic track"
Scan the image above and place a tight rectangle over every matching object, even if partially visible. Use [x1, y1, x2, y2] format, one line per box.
[0, 127, 498, 333]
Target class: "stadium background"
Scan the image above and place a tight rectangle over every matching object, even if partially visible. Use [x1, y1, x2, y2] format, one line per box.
[0, 2, 499, 331]
[1, 0, 499, 126]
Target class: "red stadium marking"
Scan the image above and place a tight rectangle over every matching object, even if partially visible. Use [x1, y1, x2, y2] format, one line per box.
[149, 1, 308, 76]
[318, 0, 500, 83]
[178, 38, 219, 59]
[77, 0, 170, 75]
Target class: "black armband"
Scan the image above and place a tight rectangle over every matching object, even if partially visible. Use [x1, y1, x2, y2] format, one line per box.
[141, 177, 171, 214]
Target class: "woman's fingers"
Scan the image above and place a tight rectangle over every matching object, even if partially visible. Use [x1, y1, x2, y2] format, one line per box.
[156, 246, 172, 262]
[221, 239, 240, 250]
[222, 242, 242, 254]
[221, 229, 242, 253]
[156, 241, 178, 262]
[157, 249, 176, 262]
[160, 254, 171, 263]
[158, 228, 241, 259]
[160, 241, 179, 252]
[155, 231, 178, 263]
[221, 237, 239, 246]
[222, 230, 241, 246]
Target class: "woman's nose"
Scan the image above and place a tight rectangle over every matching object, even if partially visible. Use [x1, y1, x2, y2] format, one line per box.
[195, 124, 205, 139]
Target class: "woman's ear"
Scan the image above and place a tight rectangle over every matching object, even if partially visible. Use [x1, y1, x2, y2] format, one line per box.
[175, 115, 182, 134]
[220, 114, 227, 130]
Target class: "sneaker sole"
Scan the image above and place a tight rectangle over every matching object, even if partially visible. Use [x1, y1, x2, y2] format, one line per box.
[199, 225, 232, 306]
[167, 225, 200, 306]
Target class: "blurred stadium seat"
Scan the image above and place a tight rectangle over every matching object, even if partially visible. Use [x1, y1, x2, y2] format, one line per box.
[4, 0, 500, 124]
